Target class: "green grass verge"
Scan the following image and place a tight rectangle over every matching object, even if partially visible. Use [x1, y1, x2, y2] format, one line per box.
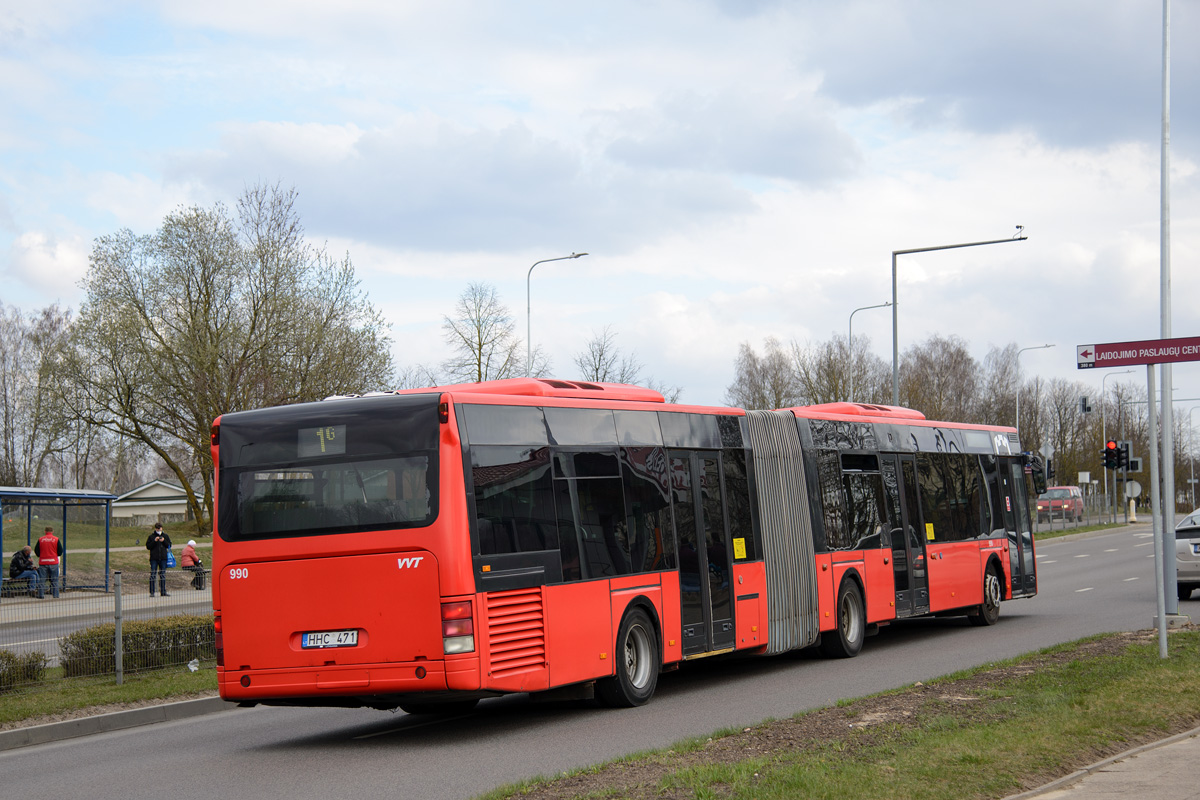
[1034, 521, 1127, 541]
[483, 631, 1200, 800]
[0, 663, 217, 728]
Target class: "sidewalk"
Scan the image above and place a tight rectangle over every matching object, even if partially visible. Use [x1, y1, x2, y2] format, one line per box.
[1009, 726, 1200, 799]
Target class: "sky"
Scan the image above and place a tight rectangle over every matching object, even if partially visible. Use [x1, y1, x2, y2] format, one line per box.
[3, 0, 1200, 412]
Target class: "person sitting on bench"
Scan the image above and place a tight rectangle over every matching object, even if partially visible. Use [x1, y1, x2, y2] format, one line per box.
[8, 546, 43, 598]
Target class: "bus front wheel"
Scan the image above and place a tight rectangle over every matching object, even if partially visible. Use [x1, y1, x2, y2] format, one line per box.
[597, 607, 660, 707]
[969, 564, 1002, 627]
[820, 580, 865, 658]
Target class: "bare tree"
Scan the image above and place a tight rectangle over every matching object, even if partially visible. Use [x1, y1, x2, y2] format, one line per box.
[724, 338, 799, 410]
[899, 334, 980, 422]
[574, 326, 642, 384]
[790, 333, 890, 406]
[442, 282, 528, 383]
[60, 183, 393, 531]
[0, 304, 75, 486]
[572, 326, 682, 402]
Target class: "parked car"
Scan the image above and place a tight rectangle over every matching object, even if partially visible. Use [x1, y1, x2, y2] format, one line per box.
[1176, 510, 1200, 600]
[1036, 486, 1084, 523]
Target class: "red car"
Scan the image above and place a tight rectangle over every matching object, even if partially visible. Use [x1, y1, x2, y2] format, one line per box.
[1036, 486, 1083, 523]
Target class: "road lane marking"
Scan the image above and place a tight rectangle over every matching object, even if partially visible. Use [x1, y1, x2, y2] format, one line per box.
[1076, 587, 1094, 593]
[1074, 554, 1090, 558]
[1136, 542, 1152, 547]
[1125, 577, 1139, 581]
[1042, 560, 1057, 564]
[1105, 548, 1118, 552]
[1135, 533, 1153, 538]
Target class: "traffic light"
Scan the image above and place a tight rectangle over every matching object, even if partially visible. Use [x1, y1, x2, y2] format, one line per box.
[1102, 440, 1118, 470]
[1046, 458, 1055, 481]
[1116, 442, 1129, 469]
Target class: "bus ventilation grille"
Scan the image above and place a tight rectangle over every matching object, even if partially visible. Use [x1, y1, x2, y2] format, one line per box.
[485, 588, 547, 678]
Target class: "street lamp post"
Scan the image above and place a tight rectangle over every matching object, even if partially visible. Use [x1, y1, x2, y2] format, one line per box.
[1014, 343, 1054, 445]
[848, 301, 891, 403]
[891, 227, 1027, 405]
[526, 252, 588, 377]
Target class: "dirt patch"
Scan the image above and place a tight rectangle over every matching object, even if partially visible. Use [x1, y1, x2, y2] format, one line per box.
[506, 630, 1197, 800]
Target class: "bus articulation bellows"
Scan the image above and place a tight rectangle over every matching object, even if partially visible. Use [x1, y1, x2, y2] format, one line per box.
[210, 378, 1038, 712]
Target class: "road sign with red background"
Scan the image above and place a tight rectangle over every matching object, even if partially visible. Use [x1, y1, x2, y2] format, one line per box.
[1077, 335, 1200, 369]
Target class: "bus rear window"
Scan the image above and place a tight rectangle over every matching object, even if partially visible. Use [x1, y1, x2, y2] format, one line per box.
[217, 394, 440, 540]
[235, 456, 433, 537]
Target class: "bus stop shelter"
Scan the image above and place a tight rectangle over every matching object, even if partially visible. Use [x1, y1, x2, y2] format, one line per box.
[1, 486, 117, 593]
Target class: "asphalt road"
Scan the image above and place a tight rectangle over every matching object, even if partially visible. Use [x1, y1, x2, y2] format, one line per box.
[0, 524, 1177, 800]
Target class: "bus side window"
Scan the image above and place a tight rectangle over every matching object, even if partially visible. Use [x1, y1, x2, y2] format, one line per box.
[471, 445, 557, 556]
[621, 447, 676, 572]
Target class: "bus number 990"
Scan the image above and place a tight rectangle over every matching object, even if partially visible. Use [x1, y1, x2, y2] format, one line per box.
[229, 568, 250, 579]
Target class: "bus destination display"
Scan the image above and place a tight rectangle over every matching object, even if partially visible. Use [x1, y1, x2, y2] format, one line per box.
[298, 424, 346, 458]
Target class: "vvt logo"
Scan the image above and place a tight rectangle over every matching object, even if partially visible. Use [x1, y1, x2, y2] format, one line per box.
[397, 556, 425, 569]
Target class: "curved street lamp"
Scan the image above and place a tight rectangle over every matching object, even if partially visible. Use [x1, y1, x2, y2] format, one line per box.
[526, 253, 588, 376]
[847, 301, 891, 403]
[1014, 343, 1054, 445]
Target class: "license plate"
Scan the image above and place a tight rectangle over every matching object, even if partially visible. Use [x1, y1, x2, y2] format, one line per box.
[302, 629, 359, 649]
[1193, 544, 1200, 555]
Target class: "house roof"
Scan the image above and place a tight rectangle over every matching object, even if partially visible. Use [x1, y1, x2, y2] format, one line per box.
[114, 480, 192, 504]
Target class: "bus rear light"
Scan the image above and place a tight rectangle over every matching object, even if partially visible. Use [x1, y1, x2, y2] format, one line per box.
[215, 632, 224, 667]
[442, 618, 473, 638]
[441, 600, 474, 653]
[240, 675, 250, 687]
[438, 401, 449, 423]
[443, 635, 475, 654]
[441, 601, 472, 620]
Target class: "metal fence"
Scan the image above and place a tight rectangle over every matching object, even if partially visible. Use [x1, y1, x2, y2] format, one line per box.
[0, 569, 214, 692]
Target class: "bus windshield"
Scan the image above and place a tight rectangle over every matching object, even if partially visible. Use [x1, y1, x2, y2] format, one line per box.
[217, 394, 441, 541]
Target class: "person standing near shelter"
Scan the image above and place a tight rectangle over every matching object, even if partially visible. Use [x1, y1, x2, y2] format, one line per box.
[36, 527, 63, 598]
[9, 546, 43, 598]
[180, 539, 205, 590]
[146, 522, 172, 597]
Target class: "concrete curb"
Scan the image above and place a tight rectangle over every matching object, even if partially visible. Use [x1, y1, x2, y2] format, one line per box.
[1001, 724, 1200, 800]
[0, 696, 236, 752]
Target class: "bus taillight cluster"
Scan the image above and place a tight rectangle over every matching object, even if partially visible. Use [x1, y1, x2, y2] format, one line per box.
[441, 601, 474, 654]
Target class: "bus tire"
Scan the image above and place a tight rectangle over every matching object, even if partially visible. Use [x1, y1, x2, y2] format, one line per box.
[969, 564, 1002, 627]
[398, 698, 479, 715]
[597, 607, 659, 707]
[820, 580, 865, 658]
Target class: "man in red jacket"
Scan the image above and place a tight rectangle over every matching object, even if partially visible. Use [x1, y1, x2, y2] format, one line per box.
[36, 526, 64, 599]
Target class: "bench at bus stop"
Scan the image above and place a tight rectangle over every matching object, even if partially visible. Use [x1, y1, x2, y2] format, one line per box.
[0, 576, 40, 599]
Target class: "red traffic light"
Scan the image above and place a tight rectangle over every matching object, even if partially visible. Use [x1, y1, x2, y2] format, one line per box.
[1105, 440, 1118, 451]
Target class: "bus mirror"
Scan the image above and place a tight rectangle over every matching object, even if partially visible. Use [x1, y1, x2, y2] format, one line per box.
[1027, 454, 1048, 494]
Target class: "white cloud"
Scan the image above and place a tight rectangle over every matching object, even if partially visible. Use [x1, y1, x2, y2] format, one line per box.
[3, 230, 88, 303]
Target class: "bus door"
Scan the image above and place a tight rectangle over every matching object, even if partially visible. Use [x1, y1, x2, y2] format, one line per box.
[1001, 460, 1037, 596]
[883, 454, 929, 617]
[670, 450, 735, 655]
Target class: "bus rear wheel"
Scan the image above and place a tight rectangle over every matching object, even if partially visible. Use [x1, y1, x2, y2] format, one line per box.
[597, 607, 660, 707]
[969, 564, 1002, 627]
[820, 580, 865, 658]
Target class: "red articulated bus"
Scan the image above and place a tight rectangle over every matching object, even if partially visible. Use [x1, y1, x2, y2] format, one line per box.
[210, 378, 1038, 712]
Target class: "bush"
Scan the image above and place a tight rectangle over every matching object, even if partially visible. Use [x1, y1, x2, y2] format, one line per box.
[0, 650, 48, 692]
[59, 615, 215, 678]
